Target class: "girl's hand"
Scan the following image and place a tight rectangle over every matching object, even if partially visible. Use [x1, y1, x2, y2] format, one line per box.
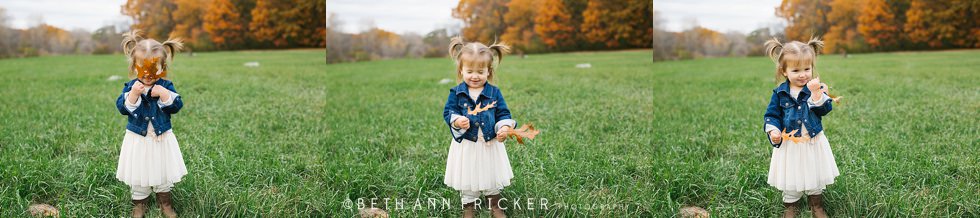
[769, 130, 782, 144]
[807, 77, 824, 95]
[496, 126, 512, 142]
[454, 117, 470, 129]
[149, 85, 168, 99]
[128, 82, 145, 98]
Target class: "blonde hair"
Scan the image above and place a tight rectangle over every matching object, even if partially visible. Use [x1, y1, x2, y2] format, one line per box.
[448, 36, 510, 84]
[121, 30, 183, 79]
[764, 37, 824, 83]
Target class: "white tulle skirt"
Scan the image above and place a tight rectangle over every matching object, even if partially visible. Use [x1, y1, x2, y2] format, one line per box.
[116, 125, 187, 187]
[768, 131, 840, 192]
[444, 132, 514, 192]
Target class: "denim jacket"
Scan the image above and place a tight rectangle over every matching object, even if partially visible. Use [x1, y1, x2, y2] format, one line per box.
[763, 80, 833, 147]
[443, 82, 515, 143]
[115, 79, 183, 136]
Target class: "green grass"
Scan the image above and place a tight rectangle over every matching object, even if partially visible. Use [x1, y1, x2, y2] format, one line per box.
[0, 49, 976, 217]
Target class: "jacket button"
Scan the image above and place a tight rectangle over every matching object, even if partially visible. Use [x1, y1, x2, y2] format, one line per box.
[797, 106, 801, 109]
[797, 120, 802, 124]
[144, 117, 150, 121]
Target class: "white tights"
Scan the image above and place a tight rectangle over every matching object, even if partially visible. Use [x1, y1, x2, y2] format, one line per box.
[460, 189, 501, 205]
[131, 182, 173, 200]
[783, 189, 823, 203]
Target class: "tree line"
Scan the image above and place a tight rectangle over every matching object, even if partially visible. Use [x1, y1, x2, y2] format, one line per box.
[778, 0, 979, 54]
[455, 0, 653, 54]
[123, 0, 325, 51]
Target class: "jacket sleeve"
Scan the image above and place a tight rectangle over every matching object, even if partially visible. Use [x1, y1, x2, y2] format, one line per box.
[808, 93, 833, 116]
[493, 88, 515, 131]
[443, 90, 465, 141]
[159, 81, 183, 114]
[763, 91, 783, 146]
[116, 81, 134, 116]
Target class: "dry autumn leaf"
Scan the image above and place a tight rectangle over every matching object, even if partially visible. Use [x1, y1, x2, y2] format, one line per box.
[503, 123, 540, 144]
[135, 57, 165, 81]
[467, 101, 496, 115]
[829, 93, 843, 103]
[781, 128, 810, 144]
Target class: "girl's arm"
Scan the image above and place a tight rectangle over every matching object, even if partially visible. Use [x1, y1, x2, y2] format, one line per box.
[493, 88, 515, 131]
[443, 90, 466, 141]
[116, 81, 138, 115]
[808, 93, 833, 116]
[763, 91, 783, 146]
[158, 81, 183, 114]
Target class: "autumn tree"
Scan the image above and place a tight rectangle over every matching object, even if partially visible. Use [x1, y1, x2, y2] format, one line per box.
[251, 0, 326, 47]
[903, 0, 979, 48]
[453, 0, 508, 44]
[534, 0, 577, 49]
[776, 0, 832, 40]
[580, 0, 652, 48]
[857, 0, 900, 49]
[501, 0, 542, 53]
[203, 0, 245, 49]
[121, 0, 177, 40]
[172, 0, 212, 50]
[824, 0, 866, 53]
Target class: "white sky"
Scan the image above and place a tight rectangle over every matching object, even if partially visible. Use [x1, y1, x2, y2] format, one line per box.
[1, 0, 784, 34]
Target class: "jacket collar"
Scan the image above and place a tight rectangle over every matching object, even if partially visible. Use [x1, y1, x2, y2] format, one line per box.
[452, 82, 494, 99]
[131, 78, 168, 86]
[774, 80, 811, 99]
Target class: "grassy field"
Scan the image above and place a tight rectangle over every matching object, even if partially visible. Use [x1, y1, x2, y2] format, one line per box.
[0, 48, 976, 217]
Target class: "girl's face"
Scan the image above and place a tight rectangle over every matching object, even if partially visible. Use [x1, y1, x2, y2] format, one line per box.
[782, 61, 812, 88]
[461, 64, 489, 89]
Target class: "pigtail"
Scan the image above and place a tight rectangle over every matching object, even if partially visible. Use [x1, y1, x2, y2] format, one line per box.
[806, 36, 825, 55]
[764, 37, 783, 64]
[448, 36, 465, 62]
[122, 30, 143, 78]
[488, 40, 511, 66]
[121, 30, 143, 59]
[161, 38, 184, 71]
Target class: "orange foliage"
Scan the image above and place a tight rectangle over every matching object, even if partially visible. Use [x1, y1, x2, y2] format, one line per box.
[453, 0, 509, 44]
[122, 0, 177, 40]
[824, 0, 865, 53]
[534, 0, 576, 48]
[777, 0, 832, 41]
[857, 0, 899, 49]
[580, 0, 652, 48]
[501, 0, 541, 53]
[202, 0, 244, 48]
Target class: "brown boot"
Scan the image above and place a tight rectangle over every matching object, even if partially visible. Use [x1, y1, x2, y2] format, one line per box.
[782, 200, 800, 218]
[462, 202, 476, 218]
[156, 192, 177, 218]
[131, 197, 150, 218]
[808, 195, 828, 218]
[487, 194, 506, 218]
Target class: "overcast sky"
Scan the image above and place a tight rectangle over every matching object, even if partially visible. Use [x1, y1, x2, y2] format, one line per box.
[2, 0, 783, 34]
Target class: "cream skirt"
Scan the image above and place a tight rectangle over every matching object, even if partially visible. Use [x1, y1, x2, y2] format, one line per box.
[444, 133, 513, 192]
[768, 131, 840, 192]
[116, 125, 187, 187]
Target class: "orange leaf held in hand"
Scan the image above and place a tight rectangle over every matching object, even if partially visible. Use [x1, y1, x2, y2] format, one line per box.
[503, 123, 540, 145]
[828, 93, 842, 103]
[135, 57, 165, 81]
[467, 101, 496, 115]
[781, 128, 810, 144]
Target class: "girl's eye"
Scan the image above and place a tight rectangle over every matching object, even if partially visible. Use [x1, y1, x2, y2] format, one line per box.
[805, 68, 811, 71]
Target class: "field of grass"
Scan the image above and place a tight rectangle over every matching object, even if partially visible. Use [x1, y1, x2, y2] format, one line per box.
[0, 48, 976, 217]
